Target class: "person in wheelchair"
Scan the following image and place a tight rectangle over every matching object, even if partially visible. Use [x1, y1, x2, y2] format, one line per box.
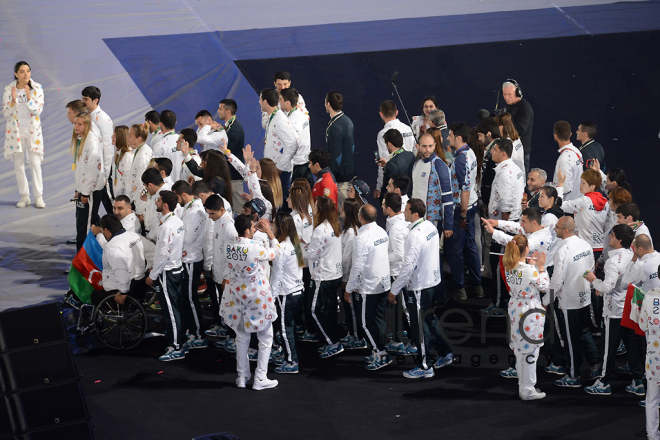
[90, 213, 148, 306]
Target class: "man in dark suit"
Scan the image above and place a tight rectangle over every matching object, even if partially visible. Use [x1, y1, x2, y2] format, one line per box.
[378, 129, 415, 200]
[325, 91, 355, 207]
[577, 121, 606, 172]
[217, 98, 245, 213]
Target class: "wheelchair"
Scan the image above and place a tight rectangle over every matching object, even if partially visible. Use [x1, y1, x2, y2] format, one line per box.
[73, 286, 164, 350]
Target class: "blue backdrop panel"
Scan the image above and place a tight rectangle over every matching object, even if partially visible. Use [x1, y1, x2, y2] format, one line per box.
[236, 30, 660, 232]
[103, 32, 264, 153]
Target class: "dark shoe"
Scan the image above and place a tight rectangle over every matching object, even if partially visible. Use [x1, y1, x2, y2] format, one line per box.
[468, 284, 484, 299]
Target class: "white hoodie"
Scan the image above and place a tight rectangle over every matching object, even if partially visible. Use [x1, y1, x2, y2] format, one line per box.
[553, 143, 583, 201]
[386, 213, 409, 278]
[391, 219, 441, 294]
[489, 158, 524, 221]
[178, 198, 207, 264]
[545, 235, 594, 310]
[102, 231, 146, 293]
[304, 220, 342, 281]
[591, 247, 634, 318]
[346, 223, 391, 294]
[149, 212, 184, 280]
[271, 237, 304, 296]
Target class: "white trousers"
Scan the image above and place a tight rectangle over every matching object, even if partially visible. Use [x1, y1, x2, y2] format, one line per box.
[235, 323, 273, 380]
[515, 347, 540, 399]
[647, 381, 660, 440]
[13, 127, 43, 197]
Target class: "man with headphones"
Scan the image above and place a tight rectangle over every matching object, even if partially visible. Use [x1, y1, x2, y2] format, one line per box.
[502, 79, 534, 174]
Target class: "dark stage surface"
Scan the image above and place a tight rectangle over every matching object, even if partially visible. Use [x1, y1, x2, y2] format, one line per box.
[75, 305, 647, 440]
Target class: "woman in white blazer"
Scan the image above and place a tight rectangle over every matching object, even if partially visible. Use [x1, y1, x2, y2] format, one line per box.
[2, 61, 45, 208]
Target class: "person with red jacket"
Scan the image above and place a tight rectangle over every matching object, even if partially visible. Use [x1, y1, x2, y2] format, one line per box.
[309, 148, 338, 206]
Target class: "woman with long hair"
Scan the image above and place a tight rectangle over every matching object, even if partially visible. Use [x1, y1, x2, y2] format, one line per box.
[127, 124, 153, 219]
[502, 234, 548, 401]
[292, 177, 315, 208]
[304, 196, 344, 358]
[3, 61, 45, 208]
[411, 95, 439, 139]
[71, 112, 104, 251]
[270, 212, 305, 374]
[495, 113, 525, 173]
[260, 158, 283, 209]
[112, 125, 133, 197]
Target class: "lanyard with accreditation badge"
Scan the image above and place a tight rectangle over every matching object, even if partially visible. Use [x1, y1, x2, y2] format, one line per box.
[72, 138, 82, 170]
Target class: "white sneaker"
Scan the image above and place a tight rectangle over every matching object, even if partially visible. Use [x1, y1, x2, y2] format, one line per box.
[252, 376, 278, 391]
[521, 390, 546, 401]
[35, 196, 45, 209]
[16, 196, 30, 208]
[236, 373, 251, 389]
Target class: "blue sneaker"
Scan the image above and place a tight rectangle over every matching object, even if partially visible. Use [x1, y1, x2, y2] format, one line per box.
[317, 344, 329, 354]
[366, 353, 392, 371]
[205, 325, 228, 338]
[185, 334, 208, 350]
[500, 367, 518, 379]
[214, 338, 236, 353]
[346, 338, 367, 350]
[396, 343, 417, 356]
[584, 379, 612, 395]
[638, 400, 660, 408]
[403, 367, 435, 379]
[433, 353, 453, 370]
[544, 363, 567, 376]
[274, 362, 299, 374]
[554, 374, 582, 388]
[364, 352, 378, 363]
[616, 341, 627, 356]
[295, 325, 306, 334]
[269, 347, 283, 363]
[319, 343, 344, 359]
[384, 341, 404, 353]
[626, 379, 645, 396]
[616, 364, 632, 375]
[158, 346, 186, 361]
[339, 334, 355, 345]
[298, 331, 320, 342]
[248, 348, 259, 362]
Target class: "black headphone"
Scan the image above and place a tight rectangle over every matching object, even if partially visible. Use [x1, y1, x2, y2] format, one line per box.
[505, 78, 523, 98]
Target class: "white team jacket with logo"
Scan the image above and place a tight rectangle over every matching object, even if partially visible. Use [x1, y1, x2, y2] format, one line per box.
[561, 195, 608, 249]
[341, 227, 356, 283]
[150, 213, 184, 280]
[271, 237, 304, 296]
[196, 124, 228, 152]
[152, 132, 183, 181]
[491, 221, 553, 266]
[178, 198, 207, 264]
[545, 235, 594, 310]
[263, 109, 298, 172]
[90, 106, 114, 179]
[622, 251, 660, 292]
[128, 143, 152, 215]
[303, 220, 342, 281]
[391, 219, 441, 294]
[553, 143, 583, 201]
[212, 211, 238, 283]
[386, 213, 409, 278]
[74, 135, 105, 196]
[592, 247, 634, 318]
[346, 223, 391, 294]
[102, 231, 146, 293]
[489, 158, 524, 221]
[376, 118, 416, 189]
[288, 108, 311, 166]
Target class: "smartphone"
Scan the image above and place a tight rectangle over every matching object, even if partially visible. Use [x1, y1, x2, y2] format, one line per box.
[374, 151, 380, 161]
[586, 159, 595, 168]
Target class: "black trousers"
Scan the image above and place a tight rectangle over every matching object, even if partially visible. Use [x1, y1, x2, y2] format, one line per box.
[600, 317, 622, 384]
[590, 250, 604, 329]
[207, 273, 221, 325]
[560, 306, 598, 379]
[311, 277, 342, 345]
[621, 326, 646, 381]
[292, 164, 314, 190]
[277, 293, 303, 364]
[75, 193, 92, 252]
[155, 266, 185, 349]
[404, 287, 451, 369]
[182, 260, 204, 338]
[352, 292, 388, 352]
[91, 184, 112, 226]
[303, 269, 319, 335]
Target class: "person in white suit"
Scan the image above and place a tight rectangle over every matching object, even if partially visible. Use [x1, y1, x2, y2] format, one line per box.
[3, 61, 45, 208]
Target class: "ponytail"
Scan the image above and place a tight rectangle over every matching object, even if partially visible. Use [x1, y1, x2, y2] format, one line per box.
[503, 234, 528, 272]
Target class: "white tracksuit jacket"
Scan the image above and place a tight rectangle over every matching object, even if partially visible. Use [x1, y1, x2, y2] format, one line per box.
[489, 158, 524, 221]
[341, 227, 356, 283]
[491, 221, 553, 265]
[144, 182, 173, 243]
[196, 125, 228, 152]
[561, 194, 608, 249]
[386, 213, 409, 278]
[271, 238, 304, 296]
[152, 131, 183, 181]
[149, 212, 184, 280]
[506, 262, 549, 353]
[113, 150, 134, 197]
[545, 235, 594, 310]
[390, 219, 441, 294]
[346, 223, 391, 294]
[639, 287, 660, 385]
[621, 251, 660, 292]
[292, 208, 313, 244]
[74, 135, 105, 196]
[288, 108, 311, 166]
[376, 118, 416, 189]
[102, 231, 146, 293]
[553, 144, 583, 201]
[178, 198, 207, 264]
[511, 138, 525, 175]
[261, 94, 308, 128]
[128, 143, 152, 215]
[180, 151, 201, 185]
[304, 220, 342, 282]
[211, 212, 238, 283]
[96, 212, 141, 248]
[591, 247, 634, 319]
[263, 109, 298, 172]
[90, 106, 114, 179]
[203, 216, 214, 272]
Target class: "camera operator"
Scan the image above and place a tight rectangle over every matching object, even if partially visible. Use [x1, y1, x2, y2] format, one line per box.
[501, 80, 534, 174]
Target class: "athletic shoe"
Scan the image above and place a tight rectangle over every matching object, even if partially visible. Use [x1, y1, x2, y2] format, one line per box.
[346, 338, 367, 350]
[544, 363, 566, 375]
[480, 303, 505, 317]
[317, 344, 328, 354]
[253, 376, 278, 391]
[272, 354, 286, 366]
[521, 391, 546, 401]
[384, 341, 404, 353]
[158, 346, 186, 361]
[269, 347, 283, 363]
[616, 364, 632, 375]
[214, 338, 236, 353]
[185, 334, 208, 349]
[433, 353, 454, 370]
[500, 367, 518, 379]
[319, 343, 344, 359]
[638, 400, 660, 408]
[16, 196, 30, 208]
[451, 287, 468, 301]
[248, 348, 258, 361]
[295, 325, 306, 334]
[274, 362, 299, 374]
[366, 353, 393, 371]
[468, 284, 484, 299]
[364, 352, 378, 363]
[396, 343, 418, 356]
[339, 334, 355, 345]
[616, 341, 627, 356]
[554, 375, 582, 388]
[403, 367, 435, 379]
[626, 379, 645, 396]
[298, 331, 320, 342]
[35, 196, 45, 209]
[584, 379, 612, 396]
[235, 373, 251, 389]
[205, 325, 229, 338]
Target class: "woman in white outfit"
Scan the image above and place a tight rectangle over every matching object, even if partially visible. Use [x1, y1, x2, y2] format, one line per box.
[410, 95, 438, 139]
[127, 124, 152, 220]
[3, 61, 45, 208]
[503, 234, 549, 401]
[112, 125, 133, 198]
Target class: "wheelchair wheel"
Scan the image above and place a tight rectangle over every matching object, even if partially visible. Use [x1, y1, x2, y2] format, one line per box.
[94, 295, 147, 350]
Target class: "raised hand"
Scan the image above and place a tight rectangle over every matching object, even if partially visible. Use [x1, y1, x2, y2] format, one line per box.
[11, 86, 17, 103]
[243, 144, 254, 164]
[556, 168, 566, 187]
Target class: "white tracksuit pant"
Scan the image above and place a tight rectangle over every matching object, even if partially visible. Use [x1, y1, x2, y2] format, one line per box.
[235, 324, 273, 380]
[13, 126, 43, 198]
[647, 382, 660, 440]
[515, 347, 540, 399]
